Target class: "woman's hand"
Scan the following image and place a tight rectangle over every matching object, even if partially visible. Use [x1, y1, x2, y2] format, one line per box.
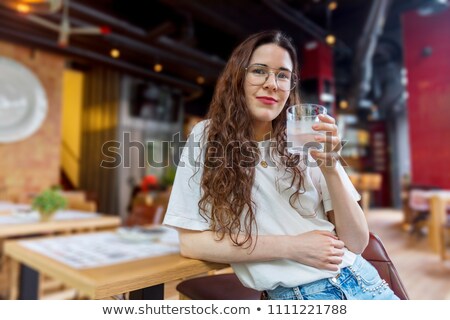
[288, 230, 345, 271]
[310, 114, 341, 173]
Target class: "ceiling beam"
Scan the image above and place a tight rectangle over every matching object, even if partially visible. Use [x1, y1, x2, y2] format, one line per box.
[68, 0, 148, 37]
[262, 0, 351, 55]
[0, 26, 203, 99]
[68, 0, 226, 69]
[159, 0, 249, 39]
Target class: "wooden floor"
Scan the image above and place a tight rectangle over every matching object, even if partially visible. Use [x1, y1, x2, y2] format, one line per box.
[365, 209, 450, 300]
[165, 209, 450, 300]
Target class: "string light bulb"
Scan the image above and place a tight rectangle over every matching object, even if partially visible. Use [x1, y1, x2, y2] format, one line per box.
[154, 63, 163, 72]
[196, 76, 205, 85]
[110, 49, 120, 58]
[328, 1, 338, 11]
[339, 100, 349, 109]
[325, 34, 336, 46]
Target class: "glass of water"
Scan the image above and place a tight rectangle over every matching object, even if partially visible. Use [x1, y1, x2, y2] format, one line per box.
[286, 104, 327, 154]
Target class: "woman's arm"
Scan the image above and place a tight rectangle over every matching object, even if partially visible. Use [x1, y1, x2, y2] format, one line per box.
[178, 228, 346, 271]
[323, 171, 369, 254]
[311, 114, 369, 254]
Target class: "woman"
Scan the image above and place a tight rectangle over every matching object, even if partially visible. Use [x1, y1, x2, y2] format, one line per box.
[163, 30, 399, 300]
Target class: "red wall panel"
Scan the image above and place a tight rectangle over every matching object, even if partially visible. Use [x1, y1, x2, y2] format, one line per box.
[300, 41, 335, 114]
[402, 8, 450, 188]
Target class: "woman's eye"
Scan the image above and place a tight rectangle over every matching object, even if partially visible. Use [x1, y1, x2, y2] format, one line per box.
[252, 68, 267, 75]
[278, 72, 290, 80]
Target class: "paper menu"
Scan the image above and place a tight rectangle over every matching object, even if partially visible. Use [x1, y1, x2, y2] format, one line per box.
[21, 228, 180, 269]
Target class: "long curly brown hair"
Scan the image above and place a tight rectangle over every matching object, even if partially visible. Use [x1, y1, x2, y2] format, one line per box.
[199, 30, 304, 248]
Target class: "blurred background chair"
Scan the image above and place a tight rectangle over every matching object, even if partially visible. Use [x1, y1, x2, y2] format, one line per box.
[176, 232, 409, 300]
[60, 190, 97, 212]
[125, 187, 171, 226]
[358, 174, 383, 213]
[429, 195, 450, 260]
[405, 185, 442, 236]
[125, 204, 165, 226]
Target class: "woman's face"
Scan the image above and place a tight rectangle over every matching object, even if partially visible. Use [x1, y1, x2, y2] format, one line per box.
[244, 44, 293, 126]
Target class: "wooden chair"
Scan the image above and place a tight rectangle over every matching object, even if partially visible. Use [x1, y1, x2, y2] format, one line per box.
[358, 174, 382, 213]
[429, 195, 450, 260]
[126, 189, 171, 226]
[125, 204, 165, 226]
[60, 191, 97, 212]
[67, 199, 97, 212]
[176, 232, 409, 300]
[60, 191, 86, 203]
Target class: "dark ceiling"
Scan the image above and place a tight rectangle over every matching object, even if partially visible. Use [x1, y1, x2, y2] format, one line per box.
[0, 0, 437, 115]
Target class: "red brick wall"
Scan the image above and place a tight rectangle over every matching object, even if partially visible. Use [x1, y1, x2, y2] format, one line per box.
[0, 40, 65, 202]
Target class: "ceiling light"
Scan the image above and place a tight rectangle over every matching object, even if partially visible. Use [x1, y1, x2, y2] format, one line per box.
[325, 34, 336, 46]
[110, 49, 120, 58]
[339, 100, 349, 109]
[154, 63, 163, 72]
[17, 4, 31, 13]
[196, 76, 205, 85]
[328, 1, 338, 11]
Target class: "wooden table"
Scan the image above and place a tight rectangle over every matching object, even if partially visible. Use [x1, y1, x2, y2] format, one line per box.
[4, 235, 227, 300]
[0, 214, 121, 238]
[0, 210, 121, 298]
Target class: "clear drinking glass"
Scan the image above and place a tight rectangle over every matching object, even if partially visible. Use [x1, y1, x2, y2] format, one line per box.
[286, 104, 327, 154]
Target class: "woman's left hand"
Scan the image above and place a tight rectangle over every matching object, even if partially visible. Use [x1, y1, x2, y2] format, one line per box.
[310, 114, 342, 173]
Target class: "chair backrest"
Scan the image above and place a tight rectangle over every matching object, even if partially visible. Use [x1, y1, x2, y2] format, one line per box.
[359, 173, 382, 191]
[125, 204, 165, 226]
[362, 233, 409, 300]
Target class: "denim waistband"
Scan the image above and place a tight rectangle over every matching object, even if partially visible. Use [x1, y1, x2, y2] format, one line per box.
[266, 255, 397, 300]
[267, 266, 354, 299]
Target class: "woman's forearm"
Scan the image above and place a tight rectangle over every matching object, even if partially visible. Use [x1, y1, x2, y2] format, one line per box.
[322, 169, 369, 254]
[178, 228, 348, 271]
[178, 229, 291, 263]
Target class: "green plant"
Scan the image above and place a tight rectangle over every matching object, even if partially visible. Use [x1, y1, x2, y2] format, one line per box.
[32, 189, 67, 216]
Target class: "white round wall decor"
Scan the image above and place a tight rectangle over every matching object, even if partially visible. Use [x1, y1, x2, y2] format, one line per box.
[0, 57, 48, 143]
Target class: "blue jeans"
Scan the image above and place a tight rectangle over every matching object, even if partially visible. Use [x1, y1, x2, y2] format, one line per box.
[266, 255, 400, 300]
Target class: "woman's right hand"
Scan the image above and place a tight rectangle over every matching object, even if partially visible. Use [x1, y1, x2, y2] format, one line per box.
[287, 230, 345, 271]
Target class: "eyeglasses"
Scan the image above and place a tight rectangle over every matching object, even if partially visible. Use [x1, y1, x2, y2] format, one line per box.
[245, 64, 298, 91]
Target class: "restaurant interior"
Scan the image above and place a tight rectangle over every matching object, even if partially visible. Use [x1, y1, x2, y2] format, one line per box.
[0, 0, 449, 300]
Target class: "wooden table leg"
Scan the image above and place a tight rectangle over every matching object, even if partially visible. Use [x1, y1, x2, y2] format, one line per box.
[7, 258, 19, 300]
[129, 284, 164, 300]
[429, 196, 445, 254]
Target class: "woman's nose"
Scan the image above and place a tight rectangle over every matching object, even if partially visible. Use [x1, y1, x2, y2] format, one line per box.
[263, 72, 278, 90]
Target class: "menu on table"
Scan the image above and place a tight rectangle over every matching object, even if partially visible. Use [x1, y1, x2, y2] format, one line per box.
[21, 227, 180, 269]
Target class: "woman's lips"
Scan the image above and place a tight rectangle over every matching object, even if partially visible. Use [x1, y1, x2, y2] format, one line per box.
[256, 97, 278, 105]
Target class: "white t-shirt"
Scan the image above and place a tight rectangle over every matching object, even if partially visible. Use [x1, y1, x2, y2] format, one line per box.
[163, 120, 361, 291]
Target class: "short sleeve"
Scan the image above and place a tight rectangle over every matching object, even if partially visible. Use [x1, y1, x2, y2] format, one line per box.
[320, 162, 361, 213]
[163, 121, 211, 231]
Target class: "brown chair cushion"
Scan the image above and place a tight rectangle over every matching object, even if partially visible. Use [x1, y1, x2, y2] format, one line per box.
[176, 274, 261, 300]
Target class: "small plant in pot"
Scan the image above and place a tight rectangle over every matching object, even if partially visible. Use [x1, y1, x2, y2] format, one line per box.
[32, 188, 67, 222]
